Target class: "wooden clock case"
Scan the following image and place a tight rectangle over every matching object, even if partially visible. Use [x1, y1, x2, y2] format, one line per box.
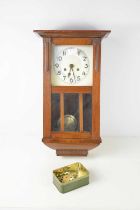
[34, 30, 111, 156]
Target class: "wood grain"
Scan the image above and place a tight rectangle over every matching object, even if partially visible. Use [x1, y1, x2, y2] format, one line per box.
[92, 38, 101, 138]
[43, 38, 51, 137]
[56, 149, 88, 156]
[52, 86, 92, 93]
[34, 30, 111, 38]
[60, 93, 64, 131]
[51, 131, 91, 139]
[52, 38, 92, 45]
[79, 93, 83, 132]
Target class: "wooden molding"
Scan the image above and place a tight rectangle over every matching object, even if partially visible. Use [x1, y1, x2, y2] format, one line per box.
[34, 30, 111, 38]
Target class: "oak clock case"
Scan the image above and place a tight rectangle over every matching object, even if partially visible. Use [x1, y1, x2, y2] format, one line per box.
[34, 30, 111, 156]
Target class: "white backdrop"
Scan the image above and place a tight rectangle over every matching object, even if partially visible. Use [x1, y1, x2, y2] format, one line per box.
[0, 0, 140, 137]
[0, 1, 140, 209]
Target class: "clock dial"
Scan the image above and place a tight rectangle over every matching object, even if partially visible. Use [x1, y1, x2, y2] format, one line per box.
[54, 47, 90, 84]
[51, 45, 93, 86]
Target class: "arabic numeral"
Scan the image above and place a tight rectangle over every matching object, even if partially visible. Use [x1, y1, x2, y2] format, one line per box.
[55, 63, 59, 68]
[57, 56, 62, 61]
[63, 50, 66, 56]
[85, 64, 88, 68]
[83, 56, 87, 61]
[57, 71, 61, 75]
[77, 50, 81, 56]
[77, 76, 80, 81]
[70, 78, 73, 83]
[63, 76, 66, 80]
[82, 71, 86, 75]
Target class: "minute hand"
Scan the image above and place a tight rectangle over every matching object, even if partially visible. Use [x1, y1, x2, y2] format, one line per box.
[71, 68, 76, 82]
[68, 68, 71, 78]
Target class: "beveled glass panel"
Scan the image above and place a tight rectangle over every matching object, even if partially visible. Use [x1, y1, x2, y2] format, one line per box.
[64, 93, 79, 131]
[83, 94, 92, 131]
[51, 93, 60, 131]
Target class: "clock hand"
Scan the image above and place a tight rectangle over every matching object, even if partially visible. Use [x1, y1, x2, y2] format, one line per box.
[69, 64, 76, 81]
[71, 67, 76, 82]
[68, 70, 71, 78]
[68, 66, 72, 78]
[68, 64, 74, 77]
[69, 64, 74, 69]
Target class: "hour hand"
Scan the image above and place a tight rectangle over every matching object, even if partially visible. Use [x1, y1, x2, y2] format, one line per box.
[69, 64, 74, 69]
[68, 64, 74, 78]
[68, 72, 71, 77]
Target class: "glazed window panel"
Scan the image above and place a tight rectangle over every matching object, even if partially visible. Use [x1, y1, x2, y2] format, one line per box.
[83, 94, 92, 131]
[51, 93, 60, 131]
[64, 93, 79, 132]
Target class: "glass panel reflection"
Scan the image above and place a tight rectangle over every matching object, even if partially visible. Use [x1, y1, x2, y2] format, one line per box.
[83, 94, 92, 131]
[64, 93, 79, 131]
[51, 93, 60, 131]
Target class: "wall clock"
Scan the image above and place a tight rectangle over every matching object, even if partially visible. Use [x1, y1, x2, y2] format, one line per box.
[34, 30, 111, 156]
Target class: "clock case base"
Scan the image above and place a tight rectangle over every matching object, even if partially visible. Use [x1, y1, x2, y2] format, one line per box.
[56, 149, 88, 156]
[42, 137, 102, 156]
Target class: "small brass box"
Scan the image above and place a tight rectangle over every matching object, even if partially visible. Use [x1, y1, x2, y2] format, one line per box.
[53, 162, 89, 193]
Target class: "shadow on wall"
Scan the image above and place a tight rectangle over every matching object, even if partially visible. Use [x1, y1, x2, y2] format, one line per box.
[54, 23, 99, 30]
[88, 137, 125, 158]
